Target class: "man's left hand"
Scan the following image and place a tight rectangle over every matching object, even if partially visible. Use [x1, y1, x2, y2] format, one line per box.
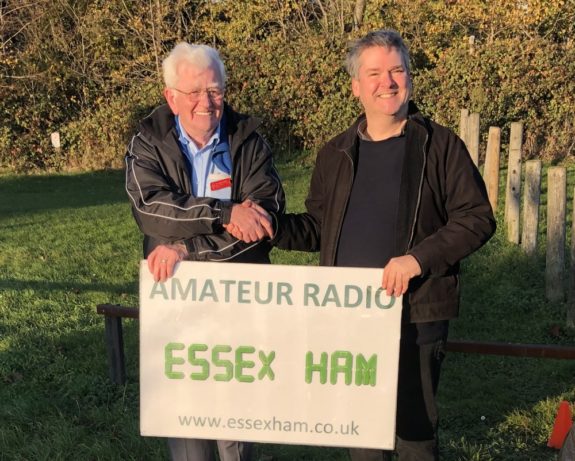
[382, 255, 422, 297]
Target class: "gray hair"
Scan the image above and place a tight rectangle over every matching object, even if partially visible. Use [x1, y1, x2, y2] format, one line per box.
[345, 29, 410, 78]
[162, 42, 227, 88]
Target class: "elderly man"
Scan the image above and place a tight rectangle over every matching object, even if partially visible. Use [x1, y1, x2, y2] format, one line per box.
[237, 30, 496, 460]
[125, 42, 284, 461]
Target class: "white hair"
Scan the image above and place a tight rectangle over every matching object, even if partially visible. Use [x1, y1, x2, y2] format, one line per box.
[162, 42, 227, 88]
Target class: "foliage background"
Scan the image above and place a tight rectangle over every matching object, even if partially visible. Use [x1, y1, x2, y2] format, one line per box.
[1, 0, 574, 171]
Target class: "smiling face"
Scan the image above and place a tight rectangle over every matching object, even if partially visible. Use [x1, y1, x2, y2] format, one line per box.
[351, 45, 412, 124]
[164, 62, 224, 148]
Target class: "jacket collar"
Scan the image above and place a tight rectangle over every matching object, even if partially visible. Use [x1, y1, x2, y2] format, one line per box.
[222, 104, 262, 159]
[332, 101, 429, 157]
[139, 103, 261, 159]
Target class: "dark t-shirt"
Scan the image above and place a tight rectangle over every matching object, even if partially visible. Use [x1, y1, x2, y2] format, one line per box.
[335, 135, 405, 268]
[335, 134, 448, 344]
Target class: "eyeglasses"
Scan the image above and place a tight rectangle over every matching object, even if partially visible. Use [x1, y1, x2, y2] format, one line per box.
[171, 87, 225, 101]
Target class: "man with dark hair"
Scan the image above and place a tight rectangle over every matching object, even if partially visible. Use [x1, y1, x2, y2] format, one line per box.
[235, 29, 496, 460]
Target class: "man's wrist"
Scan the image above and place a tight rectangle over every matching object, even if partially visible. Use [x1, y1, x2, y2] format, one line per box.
[169, 242, 189, 260]
[220, 202, 233, 225]
[407, 252, 424, 277]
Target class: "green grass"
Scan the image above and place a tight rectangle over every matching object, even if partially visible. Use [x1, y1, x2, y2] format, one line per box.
[0, 165, 574, 460]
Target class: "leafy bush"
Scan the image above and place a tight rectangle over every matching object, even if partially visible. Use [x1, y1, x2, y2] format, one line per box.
[1, 0, 573, 171]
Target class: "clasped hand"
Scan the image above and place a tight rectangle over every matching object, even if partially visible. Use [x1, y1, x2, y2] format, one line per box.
[224, 200, 273, 242]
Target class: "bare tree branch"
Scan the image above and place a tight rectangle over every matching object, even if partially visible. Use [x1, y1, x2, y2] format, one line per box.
[353, 0, 366, 30]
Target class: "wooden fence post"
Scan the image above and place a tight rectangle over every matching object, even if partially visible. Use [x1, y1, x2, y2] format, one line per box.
[569, 188, 575, 327]
[468, 113, 480, 166]
[468, 35, 476, 55]
[459, 109, 469, 147]
[521, 160, 541, 256]
[546, 167, 566, 302]
[483, 127, 501, 212]
[505, 122, 523, 244]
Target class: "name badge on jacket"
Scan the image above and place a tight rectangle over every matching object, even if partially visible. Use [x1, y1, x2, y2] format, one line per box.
[208, 173, 232, 200]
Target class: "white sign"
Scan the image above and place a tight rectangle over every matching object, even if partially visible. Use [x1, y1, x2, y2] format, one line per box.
[140, 261, 402, 450]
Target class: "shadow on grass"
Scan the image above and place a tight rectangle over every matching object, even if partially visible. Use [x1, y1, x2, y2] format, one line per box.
[0, 169, 126, 218]
[0, 318, 168, 460]
[0, 277, 137, 295]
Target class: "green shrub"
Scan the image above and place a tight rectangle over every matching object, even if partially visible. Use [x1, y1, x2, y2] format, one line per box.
[1, 0, 573, 171]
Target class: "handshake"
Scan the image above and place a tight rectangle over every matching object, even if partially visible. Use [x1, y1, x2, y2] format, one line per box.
[147, 199, 274, 283]
[224, 199, 273, 243]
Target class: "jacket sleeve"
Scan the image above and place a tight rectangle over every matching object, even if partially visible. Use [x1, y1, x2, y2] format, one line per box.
[271, 148, 323, 252]
[407, 135, 496, 276]
[125, 132, 232, 242]
[186, 133, 286, 261]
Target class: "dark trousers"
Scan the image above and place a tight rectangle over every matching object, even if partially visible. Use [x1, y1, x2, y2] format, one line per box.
[168, 438, 253, 461]
[349, 322, 447, 461]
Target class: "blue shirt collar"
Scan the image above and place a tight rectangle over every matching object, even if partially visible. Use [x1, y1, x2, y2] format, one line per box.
[175, 115, 221, 154]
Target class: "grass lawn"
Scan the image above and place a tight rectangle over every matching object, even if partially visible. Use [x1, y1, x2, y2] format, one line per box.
[0, 164, 574, 460]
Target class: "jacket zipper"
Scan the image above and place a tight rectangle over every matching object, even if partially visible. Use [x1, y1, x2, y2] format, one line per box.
[330, 148, 355, 265]
[406, 131, 428, 251]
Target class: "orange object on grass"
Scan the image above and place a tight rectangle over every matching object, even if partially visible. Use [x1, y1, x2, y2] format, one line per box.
[548, 401, 573, 449]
